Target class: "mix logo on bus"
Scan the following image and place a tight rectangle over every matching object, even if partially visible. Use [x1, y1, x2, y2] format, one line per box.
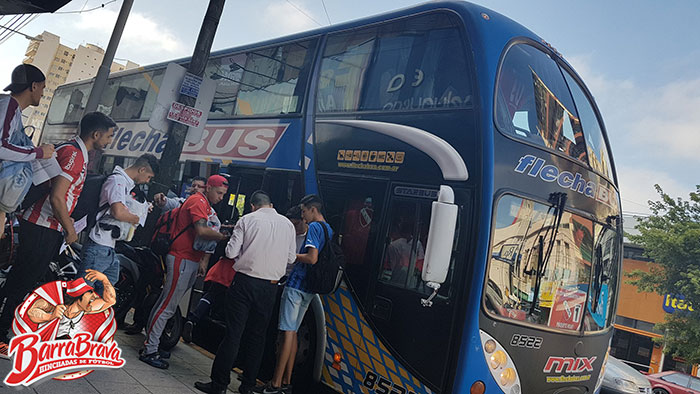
[514, 155, 619, 210]
[543, 356, 597, 384]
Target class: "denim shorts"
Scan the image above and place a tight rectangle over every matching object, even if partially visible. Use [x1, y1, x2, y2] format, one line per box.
[78, 239, 119, 294]
[278, 286, 315, 332]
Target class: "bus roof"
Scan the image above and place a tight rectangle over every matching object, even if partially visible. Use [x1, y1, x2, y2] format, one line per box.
[56, 1, 550, 89]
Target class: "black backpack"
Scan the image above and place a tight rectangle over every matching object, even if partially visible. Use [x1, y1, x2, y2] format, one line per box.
[307, 222, 345, 295]
[70, 173, 116, 231]
[150, 207, 193, 257]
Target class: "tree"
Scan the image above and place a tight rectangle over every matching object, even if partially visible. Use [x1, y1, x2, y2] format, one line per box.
[627, 184, 700, 363]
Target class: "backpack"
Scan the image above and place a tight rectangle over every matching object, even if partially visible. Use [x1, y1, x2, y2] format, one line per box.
[150, 207, 193, 257]
[70, 173, 120, 231]
[306, 223, 345, 295]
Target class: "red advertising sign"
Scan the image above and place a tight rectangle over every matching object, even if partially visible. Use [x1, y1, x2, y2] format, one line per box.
[181, 124, 289, 163]
[167, 102, 203, 127]
[547, 287, 586, 331]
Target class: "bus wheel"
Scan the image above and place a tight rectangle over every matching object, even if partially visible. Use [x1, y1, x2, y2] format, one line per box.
[159, 306, 183, 351]
[113, 269, 136, 326]
[653, 389, 669, 394]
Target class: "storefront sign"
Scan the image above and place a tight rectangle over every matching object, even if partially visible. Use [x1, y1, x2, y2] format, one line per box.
[663, 294, 694, 313]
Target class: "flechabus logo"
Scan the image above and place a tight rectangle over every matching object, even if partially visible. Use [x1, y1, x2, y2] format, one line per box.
[3, 276, 124, 386]
[514, 155, 619, 210]
[4, 332, 124, 386]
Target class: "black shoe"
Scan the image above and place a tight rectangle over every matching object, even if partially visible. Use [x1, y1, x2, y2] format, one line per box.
[238, 385, 254, 394]
[139, 351, 169, 369]
[159, 349, 171, 359]
[182, 320, 194, 343]
[252, 383, 281, 394]
[123, 323, 143, 335]
[194, 381, 226, 394]
[281, 384, 292, 394]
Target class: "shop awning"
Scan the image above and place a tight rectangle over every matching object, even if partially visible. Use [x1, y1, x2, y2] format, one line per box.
[0, 0, 72, 15]
[614, 324, 664, 339]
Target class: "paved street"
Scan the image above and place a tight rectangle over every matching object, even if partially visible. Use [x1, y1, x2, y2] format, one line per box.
[0, 330, 242, 394]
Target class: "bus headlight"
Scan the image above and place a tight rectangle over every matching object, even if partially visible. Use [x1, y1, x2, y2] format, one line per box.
[490, 350, 507, 369]
[480, 330, 522, 394]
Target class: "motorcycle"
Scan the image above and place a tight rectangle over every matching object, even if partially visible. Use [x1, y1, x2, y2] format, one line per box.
[113, 241, 183, 351]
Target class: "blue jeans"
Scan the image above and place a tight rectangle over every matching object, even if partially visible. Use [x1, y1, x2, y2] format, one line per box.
[78, 239, 119, 296]
[278, 286, 315, 332]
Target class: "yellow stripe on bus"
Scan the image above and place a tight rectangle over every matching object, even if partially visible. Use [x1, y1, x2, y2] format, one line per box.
[139, 66, 159, 94]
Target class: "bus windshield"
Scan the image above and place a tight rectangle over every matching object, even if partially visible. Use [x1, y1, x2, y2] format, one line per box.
[486, 194, 618, 332]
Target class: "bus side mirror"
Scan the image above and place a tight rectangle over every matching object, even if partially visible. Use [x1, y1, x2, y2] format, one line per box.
[421, 185, 458, 307]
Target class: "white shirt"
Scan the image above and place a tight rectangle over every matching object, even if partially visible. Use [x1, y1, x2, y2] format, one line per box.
[56, 311, 84, 338]
[386, 237, 425, 270]
[89, 166, 135, 248]
[226, 207, 296, 281]
[286, 231, 307, 275]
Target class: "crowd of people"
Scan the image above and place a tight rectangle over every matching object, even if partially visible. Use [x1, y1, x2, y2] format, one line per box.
[0, 64, 334, 394]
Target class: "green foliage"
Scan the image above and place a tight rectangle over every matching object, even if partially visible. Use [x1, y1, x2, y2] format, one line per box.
[627, 184, 700, 363]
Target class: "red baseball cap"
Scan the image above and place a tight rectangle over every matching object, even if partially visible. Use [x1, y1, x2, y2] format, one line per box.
[207, 175, 229, 188]
[65, 278, 94, 298]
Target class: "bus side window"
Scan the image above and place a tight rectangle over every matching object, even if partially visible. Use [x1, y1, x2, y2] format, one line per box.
[98, 71, 159, 121]
[234, 39, 316, 116]
[64, 86, 90, 123]
[317, 12, 471, 113]
[207, 53, 247, 118]
[379, 200, 433, 294]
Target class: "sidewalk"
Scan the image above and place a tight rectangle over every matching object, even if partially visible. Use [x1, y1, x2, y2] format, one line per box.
[0, 330, 243, 393]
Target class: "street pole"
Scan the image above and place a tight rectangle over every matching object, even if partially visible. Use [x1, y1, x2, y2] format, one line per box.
[150, 0, 226, 198]
[83, 0, 134, 114]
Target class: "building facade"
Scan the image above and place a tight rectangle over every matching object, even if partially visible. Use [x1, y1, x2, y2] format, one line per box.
[21, 31, 138, 143]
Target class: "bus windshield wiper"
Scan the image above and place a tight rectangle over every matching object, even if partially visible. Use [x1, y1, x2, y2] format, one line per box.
[529, 192, 567, 315]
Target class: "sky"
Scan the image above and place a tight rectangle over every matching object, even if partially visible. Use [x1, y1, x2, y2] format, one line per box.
[1, 0, 698, 215]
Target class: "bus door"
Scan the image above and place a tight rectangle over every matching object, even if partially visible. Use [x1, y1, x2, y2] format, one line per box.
[367, 183, 470, 391]
[320, 174, 471, 392]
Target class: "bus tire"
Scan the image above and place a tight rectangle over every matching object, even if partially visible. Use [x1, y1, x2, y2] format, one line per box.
[159, 306, 183, 351]
[292, 294, 328, 393]
[113, 269, 136, 326]
[292, 308, 317, 391]
[652, 389, 669, 394]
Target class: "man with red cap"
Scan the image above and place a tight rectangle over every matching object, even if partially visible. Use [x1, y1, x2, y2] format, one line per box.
[140, 174, 230, 369]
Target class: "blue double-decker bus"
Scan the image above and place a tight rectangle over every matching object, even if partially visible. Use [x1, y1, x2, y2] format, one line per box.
[41, 2, 622, 393]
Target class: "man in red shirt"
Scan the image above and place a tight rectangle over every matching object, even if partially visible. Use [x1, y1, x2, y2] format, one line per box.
[140, 175, 229, 369]
[0, 111, 116, 358]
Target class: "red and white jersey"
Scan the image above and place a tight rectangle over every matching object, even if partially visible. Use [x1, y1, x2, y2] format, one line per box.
[0, 94, 42, 162]
[21, 137, 88, 231]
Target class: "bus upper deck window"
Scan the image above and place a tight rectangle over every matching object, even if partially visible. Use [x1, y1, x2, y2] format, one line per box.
[495, 44, 588, 164]
[317, 12, 472, 113]
[563, 71, 614, 180]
